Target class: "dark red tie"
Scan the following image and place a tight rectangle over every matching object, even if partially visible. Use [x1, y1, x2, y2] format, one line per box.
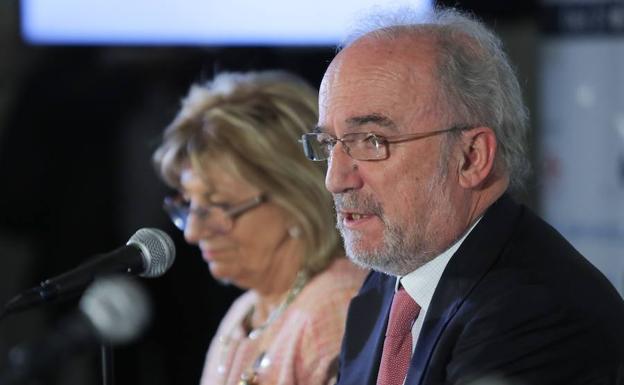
[376, 287, 421, 385]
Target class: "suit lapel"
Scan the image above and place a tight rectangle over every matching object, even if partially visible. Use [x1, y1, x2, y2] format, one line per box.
[338, 272, 395, 385]
[405, 194, 523, 385]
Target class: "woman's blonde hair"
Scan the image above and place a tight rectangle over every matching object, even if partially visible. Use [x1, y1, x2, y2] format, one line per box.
[153, 70, 341, 275]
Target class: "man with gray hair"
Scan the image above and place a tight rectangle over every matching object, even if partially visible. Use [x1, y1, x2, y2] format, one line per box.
[300, 6, 624, 385]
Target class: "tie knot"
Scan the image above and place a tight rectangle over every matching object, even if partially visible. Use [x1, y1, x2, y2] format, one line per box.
[386, 288, 420, 337]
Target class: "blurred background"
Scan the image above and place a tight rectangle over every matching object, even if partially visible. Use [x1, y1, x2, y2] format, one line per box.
[0, 0, 622, 384]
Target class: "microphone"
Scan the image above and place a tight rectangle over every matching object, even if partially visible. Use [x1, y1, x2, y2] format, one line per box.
[0, 275, 151, 385]
[1, 228, 175, 318]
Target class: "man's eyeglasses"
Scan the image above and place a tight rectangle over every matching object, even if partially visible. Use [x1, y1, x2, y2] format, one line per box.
[163, 193, 266, 232]
[300, 126, 469, 161]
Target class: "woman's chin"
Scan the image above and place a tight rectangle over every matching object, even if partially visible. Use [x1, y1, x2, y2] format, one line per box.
[208, 266, 242, 288]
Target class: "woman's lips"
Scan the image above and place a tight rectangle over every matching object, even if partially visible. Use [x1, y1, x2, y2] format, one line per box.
[200, 248, 226, 262]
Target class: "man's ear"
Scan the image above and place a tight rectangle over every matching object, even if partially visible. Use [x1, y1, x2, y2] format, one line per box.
[456, 127, 497, 189]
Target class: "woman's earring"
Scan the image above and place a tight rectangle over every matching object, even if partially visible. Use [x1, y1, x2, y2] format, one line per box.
[288, 226, 302, 239]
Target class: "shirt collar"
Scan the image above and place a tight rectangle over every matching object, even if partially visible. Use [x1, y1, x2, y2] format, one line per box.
[396, 217, 482, 310]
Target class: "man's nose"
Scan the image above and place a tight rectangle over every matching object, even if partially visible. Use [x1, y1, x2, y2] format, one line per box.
[325, 142, 364, 194]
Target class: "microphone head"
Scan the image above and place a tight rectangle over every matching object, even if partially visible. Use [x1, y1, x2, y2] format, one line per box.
[79, 275, 151, 345]
[127, 228, 176, 277]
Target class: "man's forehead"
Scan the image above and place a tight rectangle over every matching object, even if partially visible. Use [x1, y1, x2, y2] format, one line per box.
[336, 32, 437, 71]
[319, 38, 439, 133]
[321, 35, 438, 99]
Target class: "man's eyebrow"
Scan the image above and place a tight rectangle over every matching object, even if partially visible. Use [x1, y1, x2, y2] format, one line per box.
[345, 114, 397, 131]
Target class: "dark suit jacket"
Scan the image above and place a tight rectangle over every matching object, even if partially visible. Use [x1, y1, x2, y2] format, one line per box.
[337, 194, 624, 385]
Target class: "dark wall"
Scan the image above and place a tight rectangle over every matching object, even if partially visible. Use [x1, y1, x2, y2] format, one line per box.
[0, 44, 336, 385]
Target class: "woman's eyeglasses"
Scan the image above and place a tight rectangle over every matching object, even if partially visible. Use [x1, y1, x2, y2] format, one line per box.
[163, 193, 267, 233]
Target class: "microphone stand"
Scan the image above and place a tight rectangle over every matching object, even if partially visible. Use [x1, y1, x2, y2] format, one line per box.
[101, 344, 115, 385]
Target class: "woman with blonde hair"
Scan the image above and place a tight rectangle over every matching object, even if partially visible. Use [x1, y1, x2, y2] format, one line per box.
[153, 70, 365, 385]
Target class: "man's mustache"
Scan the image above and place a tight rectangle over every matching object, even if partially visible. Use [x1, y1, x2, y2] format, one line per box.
[333, 193, 384, 218]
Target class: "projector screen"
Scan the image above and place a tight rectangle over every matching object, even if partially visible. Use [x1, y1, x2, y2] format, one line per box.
[21, 0, 432, 46]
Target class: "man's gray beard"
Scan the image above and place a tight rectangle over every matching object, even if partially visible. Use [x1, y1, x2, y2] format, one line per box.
[336, 168, 451, 276]
[339, 222, 429, 276]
